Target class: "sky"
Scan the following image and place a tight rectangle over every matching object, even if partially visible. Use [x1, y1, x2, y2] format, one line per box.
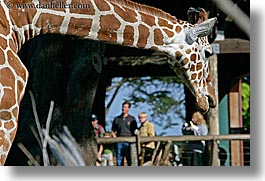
[104, 77, 185, 136]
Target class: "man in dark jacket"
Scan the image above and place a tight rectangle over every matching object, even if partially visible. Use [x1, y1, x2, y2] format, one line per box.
[111, 101, 137, 166]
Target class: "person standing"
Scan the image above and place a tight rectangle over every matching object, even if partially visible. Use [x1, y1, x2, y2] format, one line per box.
[111, 101, 137, 166]
[91, 114, 105, 165]
[101, 132, 114, 166]
[182, 111, 208, 166]
[138, 112, 156, 164]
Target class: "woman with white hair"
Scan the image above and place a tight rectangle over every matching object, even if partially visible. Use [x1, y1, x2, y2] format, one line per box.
[182, 111, 208, 166]
[138, 112, 156, 164]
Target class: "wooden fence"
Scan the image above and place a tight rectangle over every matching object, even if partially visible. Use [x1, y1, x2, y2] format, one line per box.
[96, 134, 250, 166]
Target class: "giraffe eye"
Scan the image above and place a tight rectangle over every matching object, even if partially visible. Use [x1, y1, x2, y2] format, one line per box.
[204, 50, 212, 58]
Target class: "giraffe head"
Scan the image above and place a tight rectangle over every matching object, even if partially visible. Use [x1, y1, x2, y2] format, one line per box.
[167, 17, 217, 113]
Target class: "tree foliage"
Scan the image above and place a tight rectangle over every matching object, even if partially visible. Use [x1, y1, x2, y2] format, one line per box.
[106, 76, 186, 136]
[241, 78, 250, 128]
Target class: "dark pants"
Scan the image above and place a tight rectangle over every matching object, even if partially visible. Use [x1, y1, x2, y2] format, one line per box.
[141, 147, 154, 163]
[182, 150, 203, 166]
[182, 142, 204, 166]
[116, 142, 131, 166]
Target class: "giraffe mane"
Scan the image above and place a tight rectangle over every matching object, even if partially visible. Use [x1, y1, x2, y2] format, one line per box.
[108, 0, 178, 22]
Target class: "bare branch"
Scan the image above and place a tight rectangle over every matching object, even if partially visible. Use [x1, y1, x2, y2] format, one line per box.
[29, 90, 44, 145]
[17, 143, 40, 166]
[106, 77, 138, 113]
[106, 77, 128, 92]
[107, 54, 169, 66]
[46, 126, 86, 166]
[30, 125, 42, 148]
[42, 100, 54, 166]
[28, 91, 85, 166]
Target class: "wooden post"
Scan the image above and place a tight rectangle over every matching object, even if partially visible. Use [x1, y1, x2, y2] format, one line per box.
[135, 130, 141, 165]
[154, 149, 163, 166]
[151, 141, 161, 163]
[140, 148, 145, 166]
[229, 79, 244, 166]
[130, 130, 139, 166]
[160, 141, 172, 166]
[130, 143, 138, 166]
[207, 54, 220, 166]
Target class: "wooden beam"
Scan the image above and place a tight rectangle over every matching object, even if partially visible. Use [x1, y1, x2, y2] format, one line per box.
[106, 39, 250, 68]
[212, 38, 250, 54]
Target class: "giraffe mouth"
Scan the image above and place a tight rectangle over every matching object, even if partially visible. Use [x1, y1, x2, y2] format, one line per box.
[196, 88, 217, 114]
[206, 85, 217, 108]
[196, 95, 209, 114]
[207, 95, 216, 108]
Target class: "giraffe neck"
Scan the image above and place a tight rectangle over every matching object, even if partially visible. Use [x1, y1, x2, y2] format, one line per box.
[5, 0, 189, 53]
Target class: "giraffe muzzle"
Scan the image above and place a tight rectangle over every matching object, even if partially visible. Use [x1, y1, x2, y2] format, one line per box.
[196, 95, 210, 114]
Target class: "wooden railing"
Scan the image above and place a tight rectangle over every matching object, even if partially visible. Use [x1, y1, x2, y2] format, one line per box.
[96, 134, 250, 166]
[97, 134, 250, 143]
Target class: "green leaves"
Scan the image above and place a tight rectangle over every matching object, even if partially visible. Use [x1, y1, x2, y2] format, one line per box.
[106, 76, 185, 135]
[241, 81, 250, 128]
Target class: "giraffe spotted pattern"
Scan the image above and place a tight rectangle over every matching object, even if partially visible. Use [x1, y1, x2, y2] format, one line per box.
[0, 0, 216, 165]
[0, 0, 29, 165]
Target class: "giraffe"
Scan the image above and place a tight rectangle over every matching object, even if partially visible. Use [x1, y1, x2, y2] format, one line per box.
[0, 0, 217, 165]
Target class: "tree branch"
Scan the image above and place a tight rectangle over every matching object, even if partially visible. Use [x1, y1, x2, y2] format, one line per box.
[107, 53, 169, 66]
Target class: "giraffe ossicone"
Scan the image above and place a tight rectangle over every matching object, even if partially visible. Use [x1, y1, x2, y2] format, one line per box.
[0, 0, 217, 165]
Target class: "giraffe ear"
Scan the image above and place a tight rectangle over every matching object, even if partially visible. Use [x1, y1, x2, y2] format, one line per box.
[185, 17, 217, 44]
